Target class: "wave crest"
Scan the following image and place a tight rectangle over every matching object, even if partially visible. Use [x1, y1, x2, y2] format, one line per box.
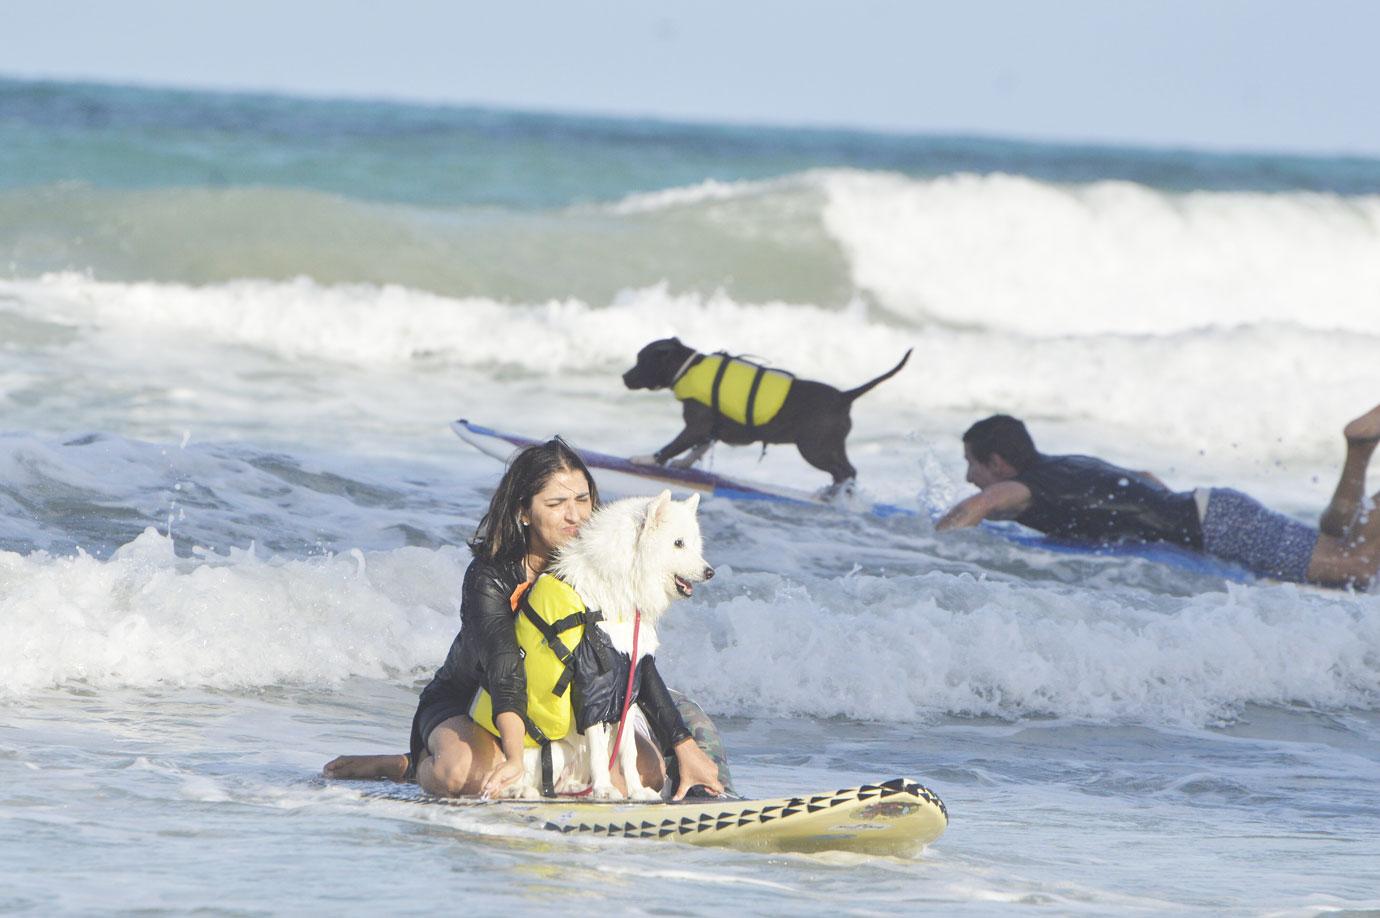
[0, 529, 463, 697]
[821, 169, 1380, 334]
[661, 569, 1380, 726]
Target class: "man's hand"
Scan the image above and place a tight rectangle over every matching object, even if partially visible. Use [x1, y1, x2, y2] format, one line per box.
[671, 738, 725, 799]
[935, 481, 1034, 530]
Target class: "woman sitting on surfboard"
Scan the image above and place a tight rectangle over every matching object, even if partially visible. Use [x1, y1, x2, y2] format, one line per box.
[323, 437, 726, 798]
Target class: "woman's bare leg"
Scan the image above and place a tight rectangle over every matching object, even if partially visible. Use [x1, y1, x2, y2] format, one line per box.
[1320, 404, 1380, 537]
[322, 753, 411, 782]
[416, 716, 504, 797]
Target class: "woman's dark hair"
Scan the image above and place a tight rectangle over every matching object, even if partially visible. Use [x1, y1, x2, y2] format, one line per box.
[962, 414, 1040, 472]
[469, 436, 600, 565]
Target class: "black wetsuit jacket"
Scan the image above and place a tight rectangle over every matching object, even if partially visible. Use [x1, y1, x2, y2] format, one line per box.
[1014, 454, 1202, 548]
[409, 557, 691, 768]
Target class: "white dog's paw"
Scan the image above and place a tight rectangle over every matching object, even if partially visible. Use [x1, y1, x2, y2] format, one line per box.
[591, 782, 621, 801]
[628, 453, 660, 467]
[628, 784, 662, 802]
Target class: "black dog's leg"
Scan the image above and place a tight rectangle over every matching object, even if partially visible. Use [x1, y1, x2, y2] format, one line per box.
[645, 405, 717, 466]
[653, 428, 714, 465]
[668, 442, 712, 469]
[797, 432, 856, 486]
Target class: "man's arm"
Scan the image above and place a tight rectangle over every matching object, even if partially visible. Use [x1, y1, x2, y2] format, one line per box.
[935, 481, 1033, 531]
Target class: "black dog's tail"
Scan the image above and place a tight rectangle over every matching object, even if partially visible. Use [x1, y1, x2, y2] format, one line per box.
[841, 349, 912, 402]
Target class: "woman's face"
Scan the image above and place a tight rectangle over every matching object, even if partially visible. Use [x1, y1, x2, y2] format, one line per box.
[522, 468, 594, 561]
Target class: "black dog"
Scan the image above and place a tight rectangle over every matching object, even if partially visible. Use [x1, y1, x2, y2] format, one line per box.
[622, 338, 912, 488]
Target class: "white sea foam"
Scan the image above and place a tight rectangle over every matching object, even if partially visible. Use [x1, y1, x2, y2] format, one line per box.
[0, 528, 464, 697]
[819, 169, 1380, 335]
[2, 220, 1377, 718]
[659, 568, 1380, 727]
[3, 273, 1374, 482]
[4, 526, 1375, 728]
[9, 169, 1380, 339]
[567, 167, 1380, 336]
[606, 177, 782, 214]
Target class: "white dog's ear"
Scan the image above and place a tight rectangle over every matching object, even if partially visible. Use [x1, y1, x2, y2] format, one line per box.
[684, 492, 700, 514]
[642, 490, 673, 535]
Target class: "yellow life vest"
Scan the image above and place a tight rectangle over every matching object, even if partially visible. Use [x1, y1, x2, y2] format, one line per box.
[671, 353, 792, 428]
[471, 574, 588, 747]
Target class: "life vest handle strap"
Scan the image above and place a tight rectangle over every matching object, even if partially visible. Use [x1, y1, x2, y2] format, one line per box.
[518, 592, 588, 642]
[744, 363, 768, 431]
[539, 741, 555, 797]
[551, 663, 576, 698]
[522, 714, 549, 745]
[518, 715, 557, 796]
[707, 351, 732, 438]
[701, 351, 792, 431]
[546, 611, 588, 634]
[519, 601, 586, 697]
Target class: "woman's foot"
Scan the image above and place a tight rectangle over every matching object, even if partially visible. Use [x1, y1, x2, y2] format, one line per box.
[322, 753, 410, 782]
[1344, 404, 1380, 446]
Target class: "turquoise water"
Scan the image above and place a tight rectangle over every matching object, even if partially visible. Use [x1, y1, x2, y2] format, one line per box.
[5, 76, 1380, 313]
[8, 77, 1380, 208]
[1, 76, 1379, 914]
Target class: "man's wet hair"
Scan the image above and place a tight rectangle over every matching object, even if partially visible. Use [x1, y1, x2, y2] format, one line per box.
[963, 415, 1040, 472]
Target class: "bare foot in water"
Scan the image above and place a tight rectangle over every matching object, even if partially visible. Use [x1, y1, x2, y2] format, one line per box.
[1344, 404, 1380, 445]
[323, 753, 410, 782]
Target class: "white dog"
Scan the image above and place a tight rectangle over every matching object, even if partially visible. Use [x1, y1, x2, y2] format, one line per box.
[506, 489, 713, 801]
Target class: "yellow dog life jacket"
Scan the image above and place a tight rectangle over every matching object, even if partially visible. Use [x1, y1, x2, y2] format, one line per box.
[472, 574, 589, 747]
[671, 353, 793, 428]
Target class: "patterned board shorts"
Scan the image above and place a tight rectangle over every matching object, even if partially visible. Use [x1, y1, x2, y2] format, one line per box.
[1200, 488, 1319, 583]
[669, 689, 736, 797]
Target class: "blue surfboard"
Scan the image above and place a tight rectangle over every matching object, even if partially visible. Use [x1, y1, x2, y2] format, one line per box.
[451, 418, 915, 517]
[992, 525, 1254, 582]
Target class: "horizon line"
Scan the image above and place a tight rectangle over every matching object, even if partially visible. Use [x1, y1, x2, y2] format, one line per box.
[5, 69, 1379, 166]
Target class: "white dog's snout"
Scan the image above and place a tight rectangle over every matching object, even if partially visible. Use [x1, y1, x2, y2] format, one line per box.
[702, 565, 715, 580]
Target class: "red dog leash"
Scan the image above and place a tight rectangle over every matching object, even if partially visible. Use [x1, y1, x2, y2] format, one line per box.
[607, 610, 641, 770]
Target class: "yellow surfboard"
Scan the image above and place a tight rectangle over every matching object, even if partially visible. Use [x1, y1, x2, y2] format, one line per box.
[362, 777, 947, 857]
[541, 777, 947, 855]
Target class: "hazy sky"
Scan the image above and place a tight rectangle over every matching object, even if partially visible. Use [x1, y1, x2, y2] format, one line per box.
[4, 0, 1378, 156]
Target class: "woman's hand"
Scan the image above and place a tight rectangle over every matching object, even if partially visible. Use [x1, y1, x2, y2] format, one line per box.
[482, 711, 529, 798]
[480, 755, 526, 799]
[671, 737, 725, 799]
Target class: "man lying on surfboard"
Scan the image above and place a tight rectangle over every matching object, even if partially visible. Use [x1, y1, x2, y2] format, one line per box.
[936, 405, 1380, 590]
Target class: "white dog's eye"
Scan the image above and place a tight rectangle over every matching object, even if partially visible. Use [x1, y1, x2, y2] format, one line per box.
[674, 539, 684, 548]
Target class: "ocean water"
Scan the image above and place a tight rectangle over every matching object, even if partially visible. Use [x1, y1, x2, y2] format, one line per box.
[2, 76, 1379, 914]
